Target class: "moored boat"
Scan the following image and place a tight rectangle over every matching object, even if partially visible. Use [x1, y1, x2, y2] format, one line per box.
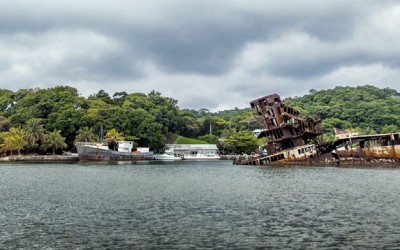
[153, 153, 183, 160]
[76, 141, 153, 161]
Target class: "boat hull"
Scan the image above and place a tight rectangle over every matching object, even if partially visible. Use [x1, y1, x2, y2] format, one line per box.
[153, 154, 182, 160]
[76, 145, 154, 161]
[235, 145, 400, 166]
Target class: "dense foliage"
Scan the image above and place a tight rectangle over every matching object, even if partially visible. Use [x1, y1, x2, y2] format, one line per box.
[284, 85, 400, 139]
[0, 86, 259, 155]
[0, 84, 399, 156]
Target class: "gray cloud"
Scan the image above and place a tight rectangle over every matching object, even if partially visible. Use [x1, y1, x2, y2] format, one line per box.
[0, 0, 399, 110]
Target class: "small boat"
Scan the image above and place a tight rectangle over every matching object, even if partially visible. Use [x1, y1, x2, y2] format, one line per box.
[76, 141, 154, 161]
[152, 145, 183, 161]
[153, 153, 183, 160]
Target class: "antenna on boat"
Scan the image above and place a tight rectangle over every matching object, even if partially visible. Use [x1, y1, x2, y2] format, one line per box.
[172, 136, 182, 147]
[98, 124, 104, 143]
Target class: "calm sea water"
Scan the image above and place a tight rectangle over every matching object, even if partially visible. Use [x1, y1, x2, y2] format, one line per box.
[0, 160, 399, 249]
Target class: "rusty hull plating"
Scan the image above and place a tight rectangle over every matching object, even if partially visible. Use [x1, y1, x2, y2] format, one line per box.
[235, 94, 400, 166]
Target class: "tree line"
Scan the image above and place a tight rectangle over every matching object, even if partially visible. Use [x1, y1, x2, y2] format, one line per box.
[0, 86, 259, 156]
[284, 85, 400, 140]
[1, 85, 398, 156]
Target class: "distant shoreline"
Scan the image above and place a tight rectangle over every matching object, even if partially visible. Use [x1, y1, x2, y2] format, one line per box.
[0, 154, 79, 162]
[0, 154, 239, 162]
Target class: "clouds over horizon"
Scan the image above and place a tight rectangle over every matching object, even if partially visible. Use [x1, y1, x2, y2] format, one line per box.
[1, 0, 400, 111]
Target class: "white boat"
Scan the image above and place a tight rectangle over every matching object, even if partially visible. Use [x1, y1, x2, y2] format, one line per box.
[153, 153, 183, 160]
[152, 141, 183, 161]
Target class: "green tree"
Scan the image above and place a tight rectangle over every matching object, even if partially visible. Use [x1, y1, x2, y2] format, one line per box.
[83, 99, 115, 129]
[74, 127, 97, 143]
[220, 130, 258, 154]
[176, 111, 202, 138]
[122, 93, 155, 111]
[381, 125, 399, 133]
[138, 120, 166, 151]
[0, 89, 14, 116]
[198, 134, 218, 144]
[112, 91, 128, 106]
[0, 136, 14, 155]
[104, 128, 124, 150]
[284, 85, 400, 139]
[24, 118, 46, 152]
[88, 89, 112, 103]
[0, 116, 10, 132]
[42, 130, 68, 154]
[0, 127, 27, 155]
[46, 107, 86, 146]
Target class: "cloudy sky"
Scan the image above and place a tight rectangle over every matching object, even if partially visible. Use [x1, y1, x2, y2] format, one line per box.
[1, 0, 400, 111]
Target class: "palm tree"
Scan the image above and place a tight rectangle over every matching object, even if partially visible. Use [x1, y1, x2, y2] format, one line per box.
[104, 128, 124, 150]
[0, 136, 14, 155]
[74, 127, 97, 143]
[42, 129, 68, 154]
[0, 127, 27, 155]
[24, 118, 46, 152]
[13, 131, 26, 155]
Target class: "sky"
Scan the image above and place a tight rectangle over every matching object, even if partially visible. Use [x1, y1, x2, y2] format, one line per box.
[1, 0, 400, 111]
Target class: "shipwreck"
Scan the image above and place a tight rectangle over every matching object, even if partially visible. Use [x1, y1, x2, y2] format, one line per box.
[234, 94, 400, 166]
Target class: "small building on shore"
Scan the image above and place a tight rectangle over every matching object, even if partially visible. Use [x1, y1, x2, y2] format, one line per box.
[165, 144, 220, 160]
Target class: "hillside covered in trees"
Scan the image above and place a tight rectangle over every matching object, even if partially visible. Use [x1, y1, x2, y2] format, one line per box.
[284, 85, 400, 139]
[0, 85, 399, 156]
[0, 86, 258, 155]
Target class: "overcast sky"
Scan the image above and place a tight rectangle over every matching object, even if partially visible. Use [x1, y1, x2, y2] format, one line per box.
[1, 0, 400, 111]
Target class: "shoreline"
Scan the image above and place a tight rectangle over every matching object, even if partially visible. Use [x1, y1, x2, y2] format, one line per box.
[0, 154, 79, 162]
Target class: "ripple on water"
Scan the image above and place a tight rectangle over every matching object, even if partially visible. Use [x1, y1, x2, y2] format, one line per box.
[0, 162, 400, 248]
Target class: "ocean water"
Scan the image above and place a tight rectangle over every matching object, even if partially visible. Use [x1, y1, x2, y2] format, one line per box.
[0, 161, 399, 249]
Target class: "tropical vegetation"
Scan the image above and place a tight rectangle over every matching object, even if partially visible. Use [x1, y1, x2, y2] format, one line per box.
[0, 85, 399, 156]
[284, 85, 400, 140]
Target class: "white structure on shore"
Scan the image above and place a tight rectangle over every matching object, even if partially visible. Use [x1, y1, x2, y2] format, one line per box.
[165, 144, 220, 160]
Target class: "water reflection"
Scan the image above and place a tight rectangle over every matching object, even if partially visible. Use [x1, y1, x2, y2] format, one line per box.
[0, 162, 399, 248]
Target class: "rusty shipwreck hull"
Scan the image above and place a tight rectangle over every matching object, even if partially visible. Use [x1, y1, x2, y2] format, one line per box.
[334, 145, 400, 164]
[236, 145, 400, 166]
[234, 93, 400, 166]
[331, 132, 400, 165]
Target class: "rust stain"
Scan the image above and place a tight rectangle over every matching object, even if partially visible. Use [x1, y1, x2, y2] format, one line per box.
[234, 93, 400, 166]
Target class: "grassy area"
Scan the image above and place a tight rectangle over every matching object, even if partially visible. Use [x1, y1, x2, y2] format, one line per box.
[167, 133, 209, 144]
